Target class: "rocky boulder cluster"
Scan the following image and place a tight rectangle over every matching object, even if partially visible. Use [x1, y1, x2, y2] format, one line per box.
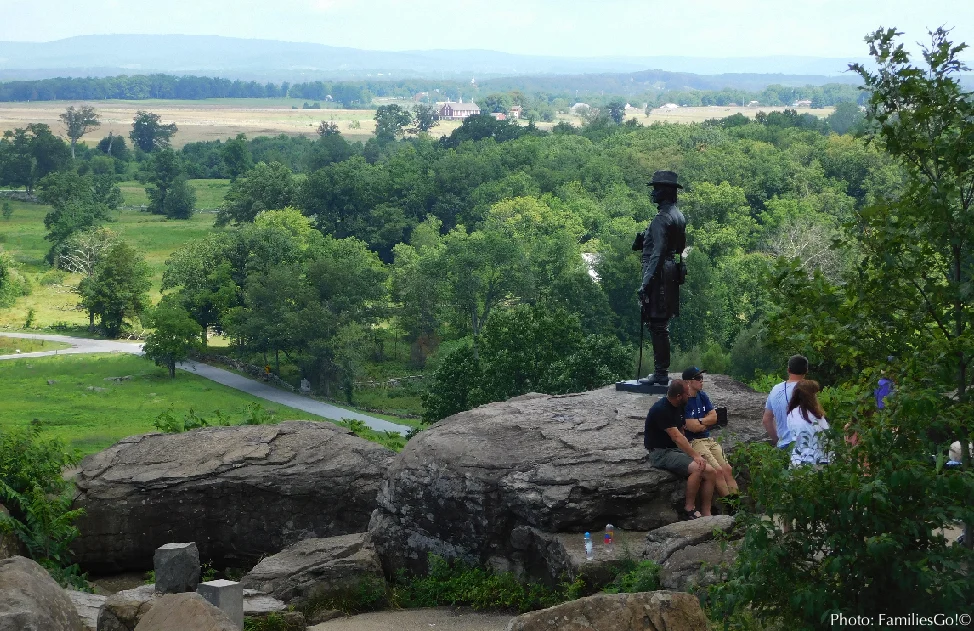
[2, 376, 767, 629]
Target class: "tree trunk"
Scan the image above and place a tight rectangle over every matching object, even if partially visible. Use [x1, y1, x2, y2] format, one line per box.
[201, 326, 208, 348]
[70, 139, 76, 160]
[275, 349, 280, 374]
[168, 360, 176, 379]
[471, 306, 479, 361]
[88, 311, 95, 333]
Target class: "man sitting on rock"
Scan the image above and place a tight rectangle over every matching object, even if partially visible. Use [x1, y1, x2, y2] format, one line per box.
[644, 379, 718, 520]
[682, 366, 739, 499]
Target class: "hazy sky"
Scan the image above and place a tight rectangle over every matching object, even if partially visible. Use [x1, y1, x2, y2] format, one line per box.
[2, 0, 972, 59]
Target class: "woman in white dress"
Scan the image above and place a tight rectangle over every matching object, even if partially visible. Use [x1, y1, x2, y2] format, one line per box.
[786, 380, 830, 468]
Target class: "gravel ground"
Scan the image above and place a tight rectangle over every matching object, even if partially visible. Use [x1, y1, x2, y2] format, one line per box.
[309, 607, 514, 631]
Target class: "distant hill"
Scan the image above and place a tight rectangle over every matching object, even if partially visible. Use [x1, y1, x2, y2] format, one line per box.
[0, 34, 872, 83]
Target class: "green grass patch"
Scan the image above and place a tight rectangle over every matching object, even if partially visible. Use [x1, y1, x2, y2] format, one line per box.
[117, 179, 229, 210]
[0, 336, 70, 354]
[0, 353, 329, 454]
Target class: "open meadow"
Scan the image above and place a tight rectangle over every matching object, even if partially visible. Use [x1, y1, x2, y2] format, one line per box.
[0, 193, 225, 330]
[0, 98, 834, 147]
[0, 353, 326, 454]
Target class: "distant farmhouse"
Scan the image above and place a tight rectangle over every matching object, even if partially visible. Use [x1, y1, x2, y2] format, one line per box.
[793, 99, 813, 108]
[436, 100, 481, 120]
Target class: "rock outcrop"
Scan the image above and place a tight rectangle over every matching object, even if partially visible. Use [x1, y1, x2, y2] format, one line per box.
[0, 556, 83, 631]
[72, 421, 396, 573]
[369, 377, 764, 579]
[505, 590, 709, 631]
[131, 593, 236, 631]
[241, 533, 384, 606]
[642, 515, 737, 591]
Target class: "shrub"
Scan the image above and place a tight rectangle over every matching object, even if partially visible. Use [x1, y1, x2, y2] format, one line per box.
[391, 554, 585, 614]
[298, 576, 387, 619]
[710, 380, 974, 629]
[603, 560, 661, 594]
[0, 427, 87, 589]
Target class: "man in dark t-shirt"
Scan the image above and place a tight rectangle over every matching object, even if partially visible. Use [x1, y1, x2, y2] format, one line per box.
[644, 379, 718, 520]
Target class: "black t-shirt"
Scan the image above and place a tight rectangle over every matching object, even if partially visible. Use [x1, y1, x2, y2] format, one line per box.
[644, 396, 686, 450]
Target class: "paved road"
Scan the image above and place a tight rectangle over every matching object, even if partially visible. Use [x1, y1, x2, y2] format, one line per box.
[0, 332, 409, 434]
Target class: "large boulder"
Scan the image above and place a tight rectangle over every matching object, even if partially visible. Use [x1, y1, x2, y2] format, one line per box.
[0, 556, 83, 631]
[369, 378, 764, 579]
[132, 593, 236, 631]
[72, 421, 396, 573]
[505, 590, 708, 631]
[240, 533, 384, 606]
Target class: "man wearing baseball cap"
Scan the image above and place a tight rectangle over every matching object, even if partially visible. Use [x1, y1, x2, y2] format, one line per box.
[682, 367, 739, 498]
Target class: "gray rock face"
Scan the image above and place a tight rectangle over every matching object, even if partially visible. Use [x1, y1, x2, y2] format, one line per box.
[132, 593, 236, 631]
[241, 533, 384, 606]
[642, 515, 738, 591]
[66, 590, 106, 631]
[0, 556, 83, 631]
[72, 421, 396, 573]
[505, 590, 708, 631]
[154, 543, 200, 594]
[369, 380, 764, 579]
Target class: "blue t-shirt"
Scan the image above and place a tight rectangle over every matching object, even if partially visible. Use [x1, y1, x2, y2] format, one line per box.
[875, 378, 893, 409]
[766, 381, 798, 448]
[684, 391, 714, 439]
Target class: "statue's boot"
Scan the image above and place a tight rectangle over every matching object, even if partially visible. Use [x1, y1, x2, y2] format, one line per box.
[649, 317, 671, 385]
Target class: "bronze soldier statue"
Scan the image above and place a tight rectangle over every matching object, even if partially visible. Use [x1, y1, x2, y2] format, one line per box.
[637, 171, 687, 385]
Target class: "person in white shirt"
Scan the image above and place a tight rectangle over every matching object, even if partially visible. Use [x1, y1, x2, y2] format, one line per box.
[762, 354, 808, 449]
[786, 380, 831, 467]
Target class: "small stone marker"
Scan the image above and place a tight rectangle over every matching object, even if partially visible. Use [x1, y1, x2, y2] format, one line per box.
[153, 542, 200, 594]
[198, 579, 244, 630]
[300, 378, 311, 393]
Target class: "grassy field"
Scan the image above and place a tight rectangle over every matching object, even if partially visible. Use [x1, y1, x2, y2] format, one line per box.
[0, 335, 70, 354]
[0, 197, 222, 330]
[117, 179, 230, 210]
[0, 353, 328, 454]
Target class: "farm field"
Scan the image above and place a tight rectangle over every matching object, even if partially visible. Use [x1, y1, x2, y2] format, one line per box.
[0, 353, 327, 454]
[0, 99, 835, 147]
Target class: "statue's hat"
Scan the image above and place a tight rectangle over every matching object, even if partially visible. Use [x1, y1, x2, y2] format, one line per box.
[650, 170, 683, 188]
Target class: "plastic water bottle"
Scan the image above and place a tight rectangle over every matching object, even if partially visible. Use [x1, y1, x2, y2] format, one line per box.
[584, 532, 593, 561]
[604, 524, 615, 554]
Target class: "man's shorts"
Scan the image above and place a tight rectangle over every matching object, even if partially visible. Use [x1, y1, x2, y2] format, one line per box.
[648, 448, 693, 478]
[690, 437, 727, 470]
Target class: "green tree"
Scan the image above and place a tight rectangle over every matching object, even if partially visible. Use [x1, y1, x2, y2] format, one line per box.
[605, 100, 626, 124]
[825, 101, 865, 135]
[78, 241, 151, 337]
[374, 104, 413, 141]
[439, 225, 532, 357]
[144, 148, 196, 219]
[59, 105, 100, 160]
[142, 300, 202, 378]
[162, 235, 239, 346]
[220, 133, 253, 181]
[0, 124, 70, 194]
[39, 171, 115, 264]
[129, 110, 178, 152]
[412, 103, 439, 132]
[59, 227, 119, 331]
[216, 161, 297, 226]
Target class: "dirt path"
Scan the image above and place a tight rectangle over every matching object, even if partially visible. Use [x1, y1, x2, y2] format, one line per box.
[0, 332, 409, 434]
[309, 608, 513, 631]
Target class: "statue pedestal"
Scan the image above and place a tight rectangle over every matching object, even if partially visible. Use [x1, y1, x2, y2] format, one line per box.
[615, 380, 669, 394]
